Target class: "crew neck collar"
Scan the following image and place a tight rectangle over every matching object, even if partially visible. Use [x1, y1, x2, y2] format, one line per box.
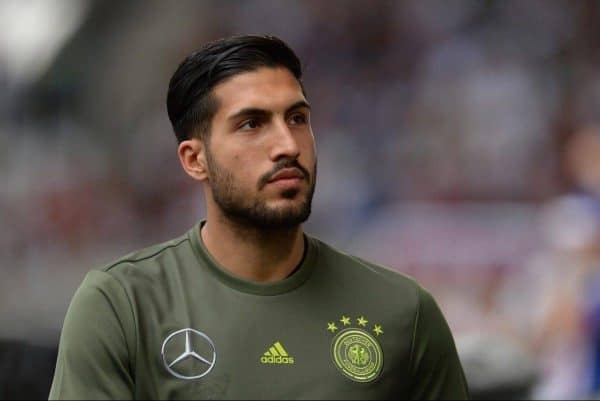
[187, 221, 318, 296]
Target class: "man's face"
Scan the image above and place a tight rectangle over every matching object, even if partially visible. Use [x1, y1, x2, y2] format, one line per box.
[204, 67, 317, 229]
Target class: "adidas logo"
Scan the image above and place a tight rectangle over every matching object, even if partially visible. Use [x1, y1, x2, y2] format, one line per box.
[260, 341, 295, 364]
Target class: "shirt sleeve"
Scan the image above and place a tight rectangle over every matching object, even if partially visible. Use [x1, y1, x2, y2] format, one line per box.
[49, 270, 136, 400]
[408, 286, 470, 400]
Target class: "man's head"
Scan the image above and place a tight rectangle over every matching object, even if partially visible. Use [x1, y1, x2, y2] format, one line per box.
[167, 34, 304, 143]
[168, 35, 316, 230]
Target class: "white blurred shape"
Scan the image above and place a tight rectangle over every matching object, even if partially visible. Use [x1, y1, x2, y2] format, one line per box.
[0, 0, 90, 85]
[457, 332, 538, 397]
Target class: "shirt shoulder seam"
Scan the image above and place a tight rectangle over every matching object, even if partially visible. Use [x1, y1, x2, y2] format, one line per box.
[408, 284, 421, 381]
[104, 237, 189, 272]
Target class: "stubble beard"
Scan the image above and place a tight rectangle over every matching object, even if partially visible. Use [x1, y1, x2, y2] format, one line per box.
[205, 145, 316, 230]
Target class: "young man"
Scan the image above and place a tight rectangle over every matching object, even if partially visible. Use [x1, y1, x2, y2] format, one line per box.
[49, 35, 469, 400]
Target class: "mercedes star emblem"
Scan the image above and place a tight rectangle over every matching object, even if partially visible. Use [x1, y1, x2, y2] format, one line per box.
[161, 328, 217, 380]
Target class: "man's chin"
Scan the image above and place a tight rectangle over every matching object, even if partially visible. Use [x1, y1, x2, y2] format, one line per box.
[246, 203, 311, 229]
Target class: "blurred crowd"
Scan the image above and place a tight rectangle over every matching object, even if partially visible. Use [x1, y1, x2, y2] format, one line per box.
[2, 0, 600, 399]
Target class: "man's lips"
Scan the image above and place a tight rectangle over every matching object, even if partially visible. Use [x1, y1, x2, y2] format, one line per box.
[268, 168, 305, 183]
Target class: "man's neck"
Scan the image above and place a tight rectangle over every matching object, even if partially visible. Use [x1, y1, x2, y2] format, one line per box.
[200, 215, 305, 283]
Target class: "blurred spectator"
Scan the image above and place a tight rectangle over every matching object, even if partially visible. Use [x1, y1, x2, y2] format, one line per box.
[503, 126, 600, 399]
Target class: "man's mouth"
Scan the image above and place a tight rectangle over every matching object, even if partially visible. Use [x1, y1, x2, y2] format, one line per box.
[268, 168, 305, 183]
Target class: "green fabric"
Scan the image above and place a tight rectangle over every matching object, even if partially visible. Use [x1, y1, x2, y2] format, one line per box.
[49, 222, 469, 400]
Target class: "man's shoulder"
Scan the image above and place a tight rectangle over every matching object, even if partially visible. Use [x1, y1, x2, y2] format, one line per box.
[73, 230, 196, 301]
[107, 235, 189, 269]
[311, 236, 420, 292]
[80, 223, 196, 290]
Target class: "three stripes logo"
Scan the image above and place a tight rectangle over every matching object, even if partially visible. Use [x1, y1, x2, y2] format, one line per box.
[260, 341, 295, 364]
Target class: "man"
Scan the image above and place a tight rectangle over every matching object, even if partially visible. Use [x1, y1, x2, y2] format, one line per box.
[49, 34, 469, 400]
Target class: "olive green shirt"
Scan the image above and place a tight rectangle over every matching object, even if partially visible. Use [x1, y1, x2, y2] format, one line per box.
[49, 222, 469, 400]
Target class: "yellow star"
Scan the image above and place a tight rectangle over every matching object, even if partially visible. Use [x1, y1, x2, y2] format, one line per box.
[357, 316, 368, 327]
[340, 316, 351, 326]
[373, 325, 383, 336]
[327, 322, 338, 333]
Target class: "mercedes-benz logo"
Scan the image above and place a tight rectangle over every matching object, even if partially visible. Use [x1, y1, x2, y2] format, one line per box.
[161, 328, 217, 380]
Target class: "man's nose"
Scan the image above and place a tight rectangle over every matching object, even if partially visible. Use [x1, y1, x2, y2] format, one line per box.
[270, 119, 300, 161]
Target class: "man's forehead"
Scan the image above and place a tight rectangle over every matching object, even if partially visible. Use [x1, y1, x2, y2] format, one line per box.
[212, 67, 306, 115]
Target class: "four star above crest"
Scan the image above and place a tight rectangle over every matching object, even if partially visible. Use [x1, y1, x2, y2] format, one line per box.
[327, 316, 383, 336]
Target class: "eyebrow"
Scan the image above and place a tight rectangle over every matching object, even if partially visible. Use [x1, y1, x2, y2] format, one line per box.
[227, 100, 311, 122]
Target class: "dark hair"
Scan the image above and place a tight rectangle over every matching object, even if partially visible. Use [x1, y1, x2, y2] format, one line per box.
[167, 34, 304, 143]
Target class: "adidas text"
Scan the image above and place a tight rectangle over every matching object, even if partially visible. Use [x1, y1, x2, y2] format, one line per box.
[260, 355, 295, 364]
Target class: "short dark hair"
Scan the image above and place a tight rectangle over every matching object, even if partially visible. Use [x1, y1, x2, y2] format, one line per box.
[167, 34, 304, 143]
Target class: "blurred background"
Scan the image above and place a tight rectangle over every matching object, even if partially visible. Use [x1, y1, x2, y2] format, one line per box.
[2, 0, 600, 399]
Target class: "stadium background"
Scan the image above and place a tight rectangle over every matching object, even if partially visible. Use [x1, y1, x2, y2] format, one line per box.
[2, 0, 600, 399]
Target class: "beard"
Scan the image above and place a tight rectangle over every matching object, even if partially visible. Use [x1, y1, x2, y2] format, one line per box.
[205, 146, 316, 230]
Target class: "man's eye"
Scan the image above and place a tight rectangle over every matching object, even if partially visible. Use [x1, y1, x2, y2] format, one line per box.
[239, 119, 260, 130]
[289, 114, 307, 125]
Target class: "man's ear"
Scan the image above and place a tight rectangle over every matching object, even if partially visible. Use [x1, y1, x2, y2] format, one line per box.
[178, 138, 208, 181]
